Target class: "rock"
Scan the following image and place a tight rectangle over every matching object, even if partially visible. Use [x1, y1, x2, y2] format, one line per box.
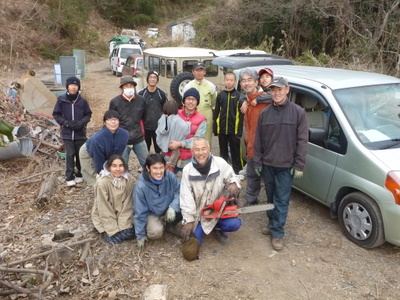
[143, 284, 169, 300]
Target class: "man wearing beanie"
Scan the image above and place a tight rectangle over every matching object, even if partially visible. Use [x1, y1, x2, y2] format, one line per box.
[138, 71, 167, 153]
[53, 76, 92, 187]
[183, 61, 217, 146]
[164, 88, 206, 172]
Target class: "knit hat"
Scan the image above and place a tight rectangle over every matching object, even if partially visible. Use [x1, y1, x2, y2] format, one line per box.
[66, 76, 81, 90]
[182, 236, 200, 261]
[147, 71, 159, 83]
[183, 88, 200, 105]
[119, 76, 137, 88]
[258, 68, 274, 78]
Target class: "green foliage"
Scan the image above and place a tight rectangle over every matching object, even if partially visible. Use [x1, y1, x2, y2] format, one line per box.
[37, 45, 64, 61]
[295, 50, 333, 67]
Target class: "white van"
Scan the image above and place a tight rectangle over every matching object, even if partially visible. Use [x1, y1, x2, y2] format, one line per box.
[110, 44, 143, 76]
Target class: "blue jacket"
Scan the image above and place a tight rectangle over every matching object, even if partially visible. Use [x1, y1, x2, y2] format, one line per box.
[133, 168, 180, 239]
[86, 126, 129, 173]
[53, 93, 92, 140]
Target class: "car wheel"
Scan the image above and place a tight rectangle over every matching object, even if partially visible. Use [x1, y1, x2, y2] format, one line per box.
[170, 72, 194, 104]
[112, 68, 116, 75]
[117, 72, 122, 77]
[338, 192, 385, 248]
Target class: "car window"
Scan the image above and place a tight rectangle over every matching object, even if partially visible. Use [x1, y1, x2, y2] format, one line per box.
[120, 48, 141, 58]
[334, 84, 400, 149]
[137, 59, 143, 71]
[183, 60, 196, 73]
[160, 59, 165, 77]
[166, 59, 177, 78]
[204, 60, 218, 77]
[126, 57, 133, 66]
[294, 93, 328, 129]
[148, 56, 160, 74]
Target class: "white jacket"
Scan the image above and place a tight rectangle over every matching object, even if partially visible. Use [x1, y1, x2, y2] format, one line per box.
[180, 156, 241, 234]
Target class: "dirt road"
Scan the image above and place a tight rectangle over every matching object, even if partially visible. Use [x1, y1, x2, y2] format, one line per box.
[1, 58, 400, 299]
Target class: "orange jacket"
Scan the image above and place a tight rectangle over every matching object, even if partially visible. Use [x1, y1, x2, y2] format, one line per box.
[244, 92, 270, 158]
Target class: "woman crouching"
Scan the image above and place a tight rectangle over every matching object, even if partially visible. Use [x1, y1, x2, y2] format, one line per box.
[91, 154, 135, 244]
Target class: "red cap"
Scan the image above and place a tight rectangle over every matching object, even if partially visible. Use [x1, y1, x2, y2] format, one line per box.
[258, 68, 274, 78]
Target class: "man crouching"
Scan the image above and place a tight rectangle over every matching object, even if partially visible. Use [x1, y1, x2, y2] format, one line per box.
[180, 137, 242, 260]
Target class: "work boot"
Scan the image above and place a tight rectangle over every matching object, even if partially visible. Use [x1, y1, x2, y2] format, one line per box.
[271, 237, 283, 251]
[165, 224, 181, 238]
[213, 228, 230, 246]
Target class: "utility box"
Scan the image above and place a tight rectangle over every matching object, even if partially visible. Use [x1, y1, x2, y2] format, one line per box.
[73, 49, 86, 79]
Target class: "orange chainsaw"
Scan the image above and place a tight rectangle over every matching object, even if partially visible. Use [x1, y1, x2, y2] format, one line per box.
[201, 196, 274, 219]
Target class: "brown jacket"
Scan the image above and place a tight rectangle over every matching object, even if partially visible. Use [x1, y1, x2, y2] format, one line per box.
[91, 173, 135, 236]
[244, 91, 270, 158]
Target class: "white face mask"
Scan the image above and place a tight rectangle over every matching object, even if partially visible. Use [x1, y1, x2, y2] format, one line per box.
[123, 88, 135, 98]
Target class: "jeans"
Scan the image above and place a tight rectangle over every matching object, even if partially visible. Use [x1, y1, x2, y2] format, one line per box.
[122, 140, 148, 167]
[245, 158, 262, 204]
[262, 165, 294, 238]
[194, 218, 242, 245]
[63, 139, 86, 181]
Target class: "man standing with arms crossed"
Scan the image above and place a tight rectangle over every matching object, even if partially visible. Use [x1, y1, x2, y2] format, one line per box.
[253, 76, 308, 251]
[184, 61, 217, 146]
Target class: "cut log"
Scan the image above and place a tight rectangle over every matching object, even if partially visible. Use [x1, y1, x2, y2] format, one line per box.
[35, 172, 57, 206]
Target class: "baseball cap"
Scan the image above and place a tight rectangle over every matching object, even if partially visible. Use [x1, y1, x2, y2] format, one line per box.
[193, 61, 206, 70]
[269, 76, 289, 88]
[258, 68, 274, 78]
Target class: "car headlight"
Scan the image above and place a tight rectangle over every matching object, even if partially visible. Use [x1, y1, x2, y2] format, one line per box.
[385, 171, 400, 205]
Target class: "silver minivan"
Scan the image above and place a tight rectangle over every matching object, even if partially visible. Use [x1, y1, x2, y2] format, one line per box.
[233, 65, 400, 248]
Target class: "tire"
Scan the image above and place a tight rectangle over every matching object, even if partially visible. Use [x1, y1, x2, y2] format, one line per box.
[111, 67, 116, 76]
[117, 72, 122, 77]
[338, 192, 385, 248]
[170, 72, 194, 103]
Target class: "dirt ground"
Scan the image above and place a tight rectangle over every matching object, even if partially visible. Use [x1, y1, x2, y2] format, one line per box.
[1, 58, 400, 300]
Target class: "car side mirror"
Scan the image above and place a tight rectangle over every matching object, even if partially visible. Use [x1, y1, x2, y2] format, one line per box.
[309, 127, 326, 147]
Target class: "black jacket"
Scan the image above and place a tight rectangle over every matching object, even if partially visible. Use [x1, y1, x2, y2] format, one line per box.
[53, 93, 92, 140]
[109, 93, 146, 145]
[138, 87, 167, 131]
[214, 88, 244, 137]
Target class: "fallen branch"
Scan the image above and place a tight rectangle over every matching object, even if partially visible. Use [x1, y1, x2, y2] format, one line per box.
[299, 279, 310, 300]
[35, 172, 57, 206]
[80, 242, 91, 263]
[0, 280, 40, 299]
[0, 278, 32, 296]
[17, 169, 63, 183]
[1, 237, 97, 267]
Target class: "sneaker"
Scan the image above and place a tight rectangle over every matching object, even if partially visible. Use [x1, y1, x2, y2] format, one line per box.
[74, 176, 83, 183]
[271, 237, 283, 251]
[66, 180, 76, 187]
[261, 228, 271, 236]
[213, 229, 230, 246]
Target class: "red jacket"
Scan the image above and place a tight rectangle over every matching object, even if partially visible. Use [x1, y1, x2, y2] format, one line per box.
[244, 92, 270, 158]
[165, 109, 206, 160]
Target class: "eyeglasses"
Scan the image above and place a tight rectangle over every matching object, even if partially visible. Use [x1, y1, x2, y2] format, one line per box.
[240, 78, 255, 83]
[106, 118, 119, 122]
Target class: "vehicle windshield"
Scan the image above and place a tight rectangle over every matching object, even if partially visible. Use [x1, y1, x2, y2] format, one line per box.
[121, 48, 141, 58]
[334, 83, 400, 150]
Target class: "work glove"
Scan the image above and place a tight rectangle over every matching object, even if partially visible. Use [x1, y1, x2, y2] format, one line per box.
[73, 120, 86, 131]
[290, 168, 304, 179]
[255, 168, 262, 177]
[136, 237, 147, 250]
[226, 183, 239, 198]
[165, 207, 176, 222]
[181, 222, 194, 242]
[67, 120, 78, 129]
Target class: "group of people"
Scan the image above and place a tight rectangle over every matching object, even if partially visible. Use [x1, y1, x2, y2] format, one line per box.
[52, 60, 308, 258]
